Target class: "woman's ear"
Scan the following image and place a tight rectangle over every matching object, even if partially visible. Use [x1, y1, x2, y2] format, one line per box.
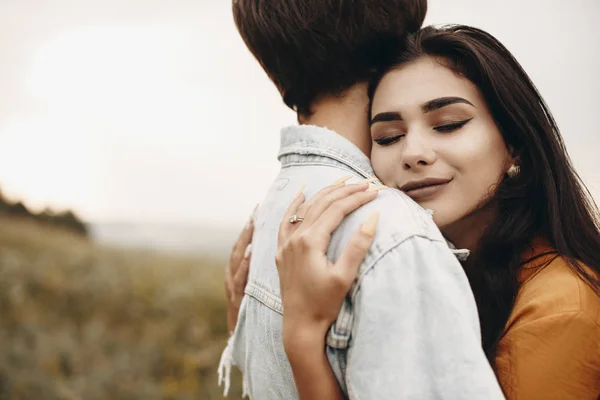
[506, 145, 521, 165]
[505, 145, 521, 178]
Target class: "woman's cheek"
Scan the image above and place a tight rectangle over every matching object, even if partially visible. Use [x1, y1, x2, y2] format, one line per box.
[371, 148, 398, 187]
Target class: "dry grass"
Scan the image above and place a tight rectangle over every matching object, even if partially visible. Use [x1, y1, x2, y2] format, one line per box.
[0, 216, 243, 399]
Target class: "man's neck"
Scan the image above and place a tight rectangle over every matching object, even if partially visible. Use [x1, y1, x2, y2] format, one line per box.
[298, 83, 371, 155]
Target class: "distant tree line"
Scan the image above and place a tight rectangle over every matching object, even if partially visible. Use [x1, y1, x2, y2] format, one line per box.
[0, 188, 88, 237]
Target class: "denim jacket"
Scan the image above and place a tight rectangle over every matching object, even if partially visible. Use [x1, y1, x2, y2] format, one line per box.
[219, 125, 504, 399]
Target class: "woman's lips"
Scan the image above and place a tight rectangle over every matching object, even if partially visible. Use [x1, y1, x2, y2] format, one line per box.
[404, 181, 450, 201]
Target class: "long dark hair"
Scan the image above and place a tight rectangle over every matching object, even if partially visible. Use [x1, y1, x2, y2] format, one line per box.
[369, 25, 600, 365]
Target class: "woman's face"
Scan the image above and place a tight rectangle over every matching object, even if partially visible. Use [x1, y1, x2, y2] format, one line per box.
[370, 56, 513, 237]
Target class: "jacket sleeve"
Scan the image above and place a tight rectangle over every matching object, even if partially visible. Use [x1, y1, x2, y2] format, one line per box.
[345, 236, 505, 400]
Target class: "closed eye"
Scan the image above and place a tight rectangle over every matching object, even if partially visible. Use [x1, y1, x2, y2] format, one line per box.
[374, 134, 404, 146]
[434, 118, 473, 133]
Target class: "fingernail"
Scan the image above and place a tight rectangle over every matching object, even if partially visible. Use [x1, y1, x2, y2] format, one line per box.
[360, 212, 380, 237]
[295, 184, 307, 197]
[245, 203, 259, 229]
[244, 244, 252, 259]
[245, 214, 254, 230]
[355, 177, 379, 185]
[366, 185, 388, 192]
[332, 175, 353, 185]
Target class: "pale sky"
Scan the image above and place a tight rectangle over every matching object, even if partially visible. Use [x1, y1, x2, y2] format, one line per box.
[0, 0, 598, 230]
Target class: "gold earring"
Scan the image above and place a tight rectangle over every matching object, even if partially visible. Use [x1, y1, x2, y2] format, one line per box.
[507, 164, 520, 178]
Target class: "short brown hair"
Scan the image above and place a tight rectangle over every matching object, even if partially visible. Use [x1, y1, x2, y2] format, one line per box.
[233, 0, 427, 115]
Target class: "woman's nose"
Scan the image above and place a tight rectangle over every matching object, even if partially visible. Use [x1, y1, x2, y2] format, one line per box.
[401, 134, 437, 170]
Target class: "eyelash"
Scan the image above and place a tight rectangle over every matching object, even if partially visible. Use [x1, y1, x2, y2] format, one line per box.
[374, 134, 404, 146]
[433, 118, 473, 132]
[374, 118, 474, 147]
[375, 118, 473, 146]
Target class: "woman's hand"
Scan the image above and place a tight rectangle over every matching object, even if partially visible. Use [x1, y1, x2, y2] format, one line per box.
[225, 212, 254, 333]
[276, 180, 383, 351]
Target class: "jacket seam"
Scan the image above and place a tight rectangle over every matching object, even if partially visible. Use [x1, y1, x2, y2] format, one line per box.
[327, 234, 447, 349]
[351, 233, 446, 299]
[245, 282, 283, 315]
[281, 161, 369, 175]
[279, 145, 373, 178]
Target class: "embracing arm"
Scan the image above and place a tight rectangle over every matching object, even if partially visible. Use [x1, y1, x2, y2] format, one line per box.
[222, 183, 373, 400]
[284, 331, 346, 400]
[346, 236, 505, 399]
[276, 181, 381, 400]
[224, 214, 254, 333]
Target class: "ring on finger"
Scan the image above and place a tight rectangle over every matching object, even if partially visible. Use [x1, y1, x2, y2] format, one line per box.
[289, 214, 304, 224]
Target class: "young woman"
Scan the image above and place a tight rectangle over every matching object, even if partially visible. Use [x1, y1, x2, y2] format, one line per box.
[226, 25, 600, 399]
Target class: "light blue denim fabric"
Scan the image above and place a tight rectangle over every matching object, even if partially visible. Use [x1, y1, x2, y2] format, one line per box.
[225, 125, 504, 399]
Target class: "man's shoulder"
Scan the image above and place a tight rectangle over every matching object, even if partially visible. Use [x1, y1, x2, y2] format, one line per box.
[325, 189, 464, 351]
[367, 188, 437, 232]
[329, 188, 445, 256]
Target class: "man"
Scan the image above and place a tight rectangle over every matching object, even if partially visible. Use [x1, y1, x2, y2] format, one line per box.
[220, 1, 504, 398]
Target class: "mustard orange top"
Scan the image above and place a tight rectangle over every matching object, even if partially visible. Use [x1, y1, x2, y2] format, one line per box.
[495, 240, 600, 399]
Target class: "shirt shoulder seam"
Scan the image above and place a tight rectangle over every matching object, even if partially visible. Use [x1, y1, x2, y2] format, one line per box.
[505, 310, 600, 334]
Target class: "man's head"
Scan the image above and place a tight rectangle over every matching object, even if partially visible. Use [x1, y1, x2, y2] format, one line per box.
[233, 0, 427, 116]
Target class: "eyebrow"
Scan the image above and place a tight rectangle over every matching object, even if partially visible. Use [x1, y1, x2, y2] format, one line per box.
[370, 96, 475, 126]
[421, 96, 475, 113]
[370, 112, 402, 126]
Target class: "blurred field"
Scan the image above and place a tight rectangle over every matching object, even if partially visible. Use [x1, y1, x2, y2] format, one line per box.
[0, 215, 244, 399]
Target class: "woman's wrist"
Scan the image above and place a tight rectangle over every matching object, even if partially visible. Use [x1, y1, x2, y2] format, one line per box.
[283, 323, 328, 362]
[283, 325, 345, 400]
[285, 335, 328, 376]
